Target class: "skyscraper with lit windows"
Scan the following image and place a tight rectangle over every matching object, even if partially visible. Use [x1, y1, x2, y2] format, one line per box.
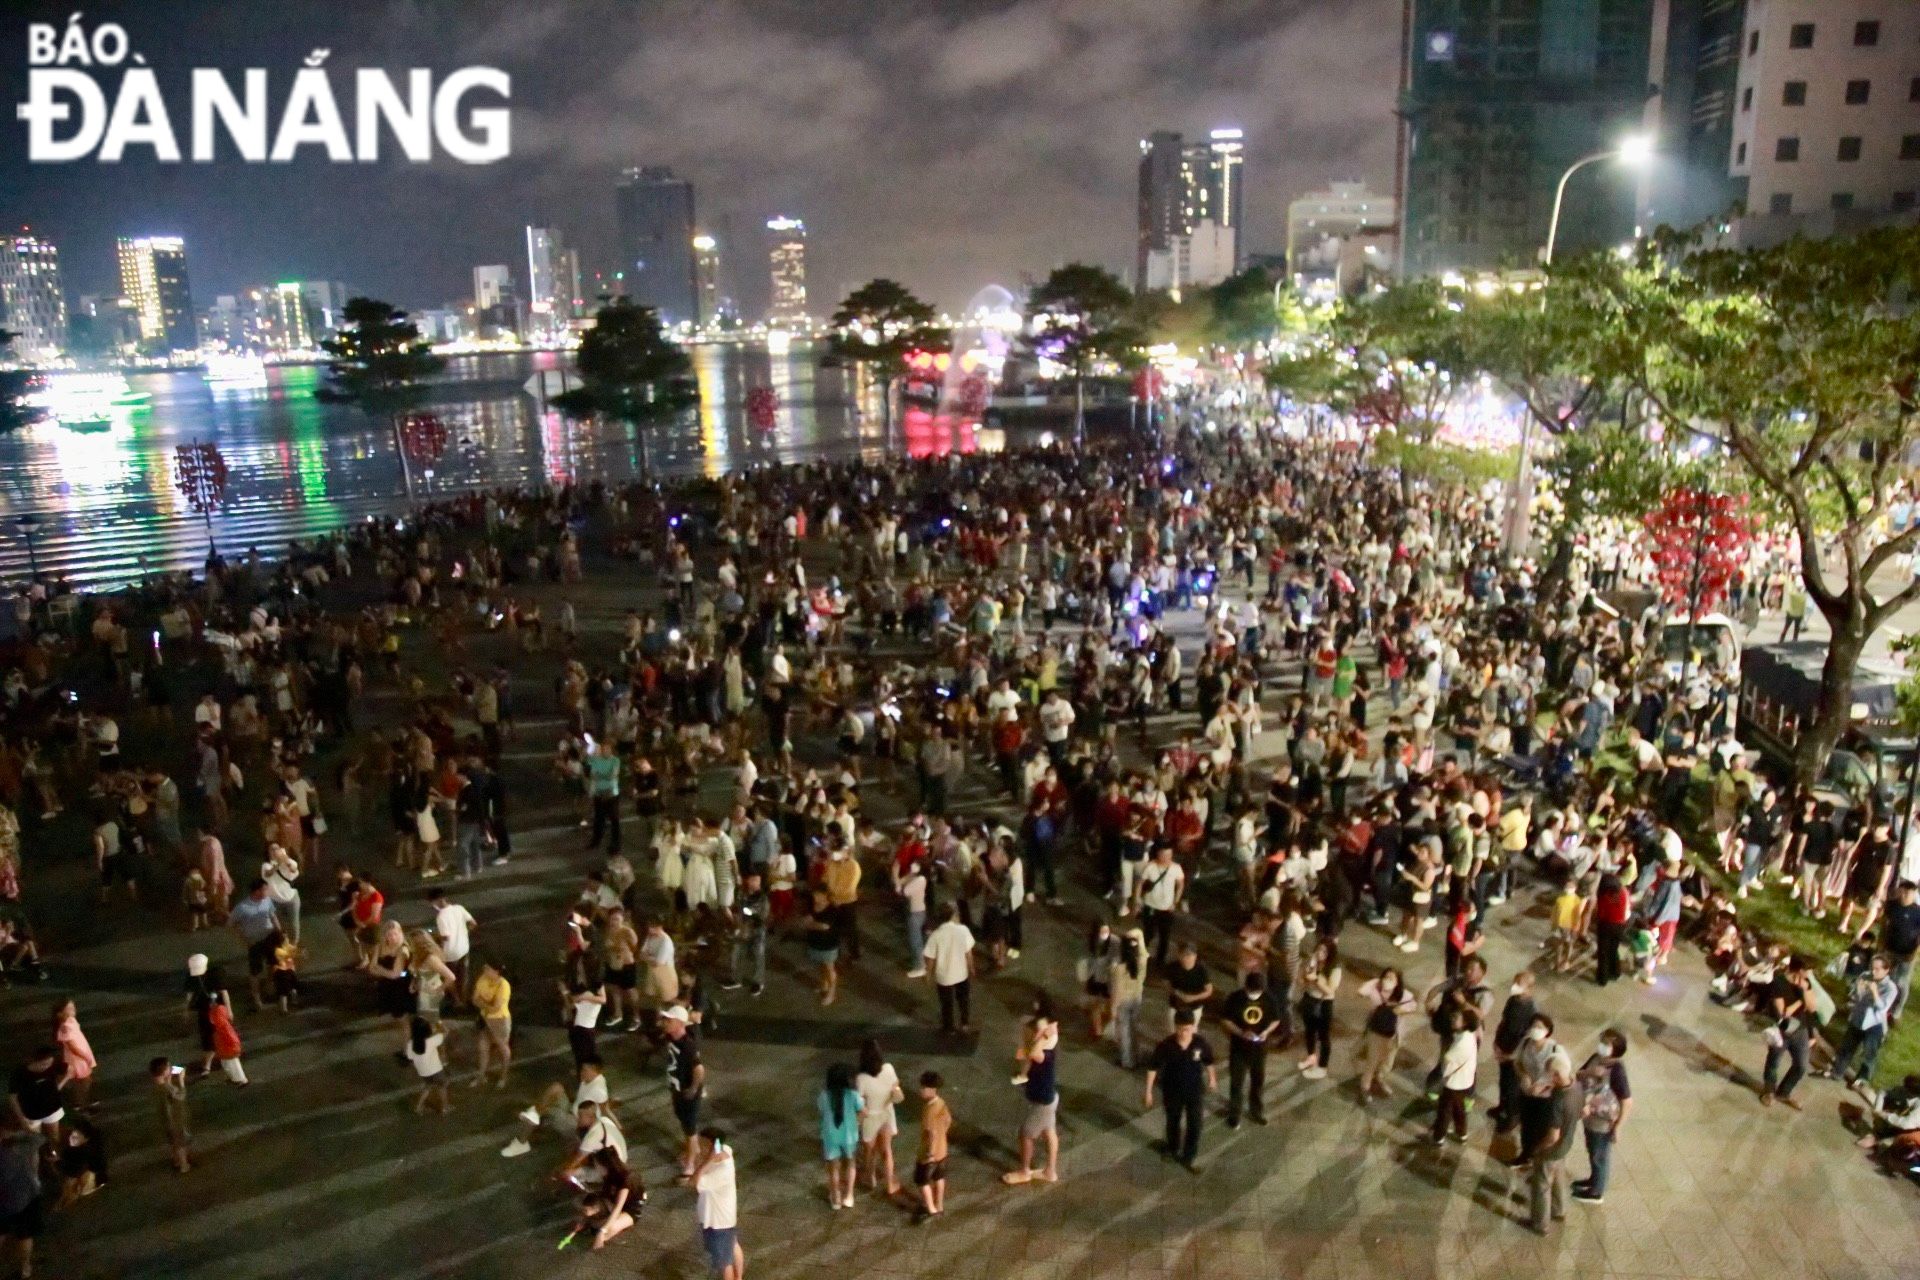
[116, 235, 197, 352]
[0, 230, 68, 362]
[766, 217, 808, 327]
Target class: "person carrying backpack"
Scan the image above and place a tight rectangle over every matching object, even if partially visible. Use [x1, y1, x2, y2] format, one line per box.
[1572, 1028, 1632, 1204]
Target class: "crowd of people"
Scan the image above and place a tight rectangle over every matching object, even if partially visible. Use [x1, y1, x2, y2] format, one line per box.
[0, 406, 1915, 1279]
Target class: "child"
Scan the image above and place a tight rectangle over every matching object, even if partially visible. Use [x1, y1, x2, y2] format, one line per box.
[208, 1001, 248, 1085]
[182, 867, 210, 932]
[1010, 1007, 1059, 1086]
[271, 937, 302, 1012]
[1629, 921, 1658, 985]
[405, 1014, 450, 1114]
[912, 1071, 951, 1224]
[1549, 879, 1582, 972]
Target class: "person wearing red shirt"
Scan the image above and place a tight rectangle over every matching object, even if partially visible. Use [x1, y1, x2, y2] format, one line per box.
[1592, 874, 1633, 987]
[348, 874, 384, 969]
[1167, 797, 1206, 867]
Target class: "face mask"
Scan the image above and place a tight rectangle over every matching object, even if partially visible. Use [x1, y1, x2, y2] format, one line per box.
[1528, 1026, 1548, 1043]
[1510, 983, 1527, 997]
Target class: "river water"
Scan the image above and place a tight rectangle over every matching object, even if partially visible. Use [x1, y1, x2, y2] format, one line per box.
[0, 344, 988, 587]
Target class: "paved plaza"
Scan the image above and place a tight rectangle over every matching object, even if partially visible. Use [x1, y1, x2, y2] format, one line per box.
[5, 583, 1919, 1280]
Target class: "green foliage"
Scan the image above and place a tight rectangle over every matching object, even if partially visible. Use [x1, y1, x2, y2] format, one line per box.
[318, 298, 445, 417]
[1209, 267, 1284, 348]
[1022, 263, 1147, 379]
[1132, 289, 1214, 350]
[555, 300, 696, 425]
[0, 329, 39, 436]
[827, 279, 947, 380]
[1376, 437, 1519, 492]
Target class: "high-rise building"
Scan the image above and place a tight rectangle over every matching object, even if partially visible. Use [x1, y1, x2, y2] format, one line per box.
[116, 235, 197, 352]
[1135, 128, 1247, 291]
[1399, 0, 1655, 276]
[692, 234, 721, 328]
[614, 167, 700, 327]
[1724, 0, 1920, 237]
[265, 282, 314, 351]
[0, 231, 68, 362]
[766, 217, 808, 327]
[473, 265, 512, 311]
[1643, 0, 1750, 232]
[525, 226, 579, 336]
[1287, 182, 1399, 301]
[299, 281, 350, 337]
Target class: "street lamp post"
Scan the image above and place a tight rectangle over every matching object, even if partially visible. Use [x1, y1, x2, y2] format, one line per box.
[1506, 135, 1655, 558]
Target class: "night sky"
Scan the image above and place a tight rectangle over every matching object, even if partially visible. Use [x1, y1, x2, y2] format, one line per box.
[1, 0, 1400, 314]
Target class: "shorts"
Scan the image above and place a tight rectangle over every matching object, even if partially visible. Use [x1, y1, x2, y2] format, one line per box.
[25, 1109, 62, 1131]
[247, 931, 283, 976]
[608, 963, 638, 991]
[645, 965, 680, 1004]
[672, 1091, 703, 1136]
[417, 1069, 446, 1086]
[859, 1110, 897, 1144]
[701, 1226, 739, 1273]
[914, 1159, 946, 1187]
[822, 1132, 859, 1162]
[3, 1196, 44, 1241]
[99, 856, 135, 886]
[1020, 1099, 1058, 1139]
[807, 947, 840, 967]
[483, 1014, 512, 1048]
[568, 1025, 601, 1067]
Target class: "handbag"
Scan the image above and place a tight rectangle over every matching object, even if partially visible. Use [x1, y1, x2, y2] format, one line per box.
[312, 815, 328, 835]
[1762, 1022, 1786, 1050]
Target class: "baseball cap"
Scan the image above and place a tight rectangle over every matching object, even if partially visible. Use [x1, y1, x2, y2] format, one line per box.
[660, 1005, 691, 1023]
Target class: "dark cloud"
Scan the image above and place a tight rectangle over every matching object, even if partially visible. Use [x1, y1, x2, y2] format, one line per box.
[1, 0, 1399, 312]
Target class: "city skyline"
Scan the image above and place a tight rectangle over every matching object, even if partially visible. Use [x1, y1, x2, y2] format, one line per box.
[0, 0, 1400, 313]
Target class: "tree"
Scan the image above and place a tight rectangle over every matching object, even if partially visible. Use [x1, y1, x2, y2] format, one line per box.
[1207, 267, 1284, 349]
[1615, 225, 1920, 785]
[553, 300, 696, 476]
[827, 279, 945, 443]
[319, 298, 445, 496]
[0, 329, 39, 436]
[1296, 280, 1470, 505]
[1022, 263, 1146, 444]
[1455, 261, 1675, 602]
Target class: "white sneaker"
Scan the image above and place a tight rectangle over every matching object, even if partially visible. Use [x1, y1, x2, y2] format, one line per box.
[500, 1138, 532, 1158]
[906, 968, 927, 978]
[1007, 948, 1022, 960]
[518, 1106, 541, 1126]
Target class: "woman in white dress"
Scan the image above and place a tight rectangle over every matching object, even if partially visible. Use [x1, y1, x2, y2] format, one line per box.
[853, 1038, 904, 1196]
[653, 818, 686, 911]
[682, 821, 719, 912]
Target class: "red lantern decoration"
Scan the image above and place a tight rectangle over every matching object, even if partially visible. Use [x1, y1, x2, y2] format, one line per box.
[399, 412, 451, 463]
[174, 440, 230, 550]
[746, 386, 777, 432]
[1643, 486, 1755, 614]
[957, 370, 990, 416]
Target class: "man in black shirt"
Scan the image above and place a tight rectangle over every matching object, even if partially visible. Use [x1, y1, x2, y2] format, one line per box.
[1736, 788, 1781, 898]
[661, 1006, 705, 1179]
[1490, 970, 1537, 1131]
[1166, 945, 1214, 1031]
[7, 1046, 66, 1138]
[1220, 971, 1278, 1127]
[1144, 1011, 1217, 1169]
[1793, 801, 1839, 914]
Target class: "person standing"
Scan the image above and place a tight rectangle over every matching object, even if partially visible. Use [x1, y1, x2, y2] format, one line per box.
[262, 844, 302, 945]
[1572, 1029, 1631, 1204]
[662, 1006, 706, 1180]
[1220, 970, 1277, 1127]
[726, 871, 770, 997]
[692, 1129, 743, 1280]
[0, 1122, 45, 1280]
[1827, 954, 1898, 1085]
[853, 1039, 903, 1198]
[471, 959, 512, 1088]
[1002, 997, 1060, 1186]
[228, 881, 284, 1012]
[1429, 1010, 1478, 1146]
[1592, 873, 1632, 986]
[1856, 880, 1920, 1022]
[817, 1063, 863, 1210]
[911, 1071, 951, 1224]
[182, 954, 227, 1078]
[585, 740, 622, 854]
[1490, 970, 1538, 1130]
[429, 888, 477, 991]
[1144, 1010, 1217, 1170]
[1526, 1060, 1580, 1234]
[823, 842, 863, 962]
[1135, 845, 1186, 968]
[922, 905, 976, 1035]
[148, 1057, 192, 1172]
[1759, 956, 1815, 1110]
[50, 1003, 94, 1115]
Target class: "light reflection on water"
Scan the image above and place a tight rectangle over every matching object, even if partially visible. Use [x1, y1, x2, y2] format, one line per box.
[0, 344, 981, 587]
